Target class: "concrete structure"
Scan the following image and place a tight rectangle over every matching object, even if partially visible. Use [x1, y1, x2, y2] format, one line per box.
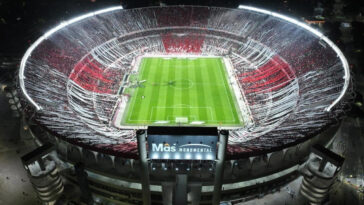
[300, 145, 344, 204]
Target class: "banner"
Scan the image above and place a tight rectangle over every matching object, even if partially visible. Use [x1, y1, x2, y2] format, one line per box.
[148, 134, 217, 160]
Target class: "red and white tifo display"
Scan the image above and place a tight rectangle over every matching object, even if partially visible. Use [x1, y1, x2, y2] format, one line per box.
[19, 5, 351, 159]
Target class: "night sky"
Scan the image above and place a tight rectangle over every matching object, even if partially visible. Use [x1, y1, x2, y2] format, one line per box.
[0, 0, 363, 89]
[0, 0, 325, 55]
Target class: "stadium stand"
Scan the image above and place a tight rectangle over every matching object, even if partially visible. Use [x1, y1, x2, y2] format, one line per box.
[19, 6, 351, 158]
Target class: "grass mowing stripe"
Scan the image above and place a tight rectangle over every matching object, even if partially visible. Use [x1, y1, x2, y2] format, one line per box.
[126, 58, 149, 121]
[204, 58, 224, 123]
[181, 59, 190, 118]
[134, 58, 154, 122]
[222, 59, 241, 124]
[145, 58, 161, 122]
[216, 58, 234, 122]
[203, 58, 223, 123]
[164, 59, 175, 121]
[217, 59, 240, 124]
[147, 58, 164, 121]
[154, 58, 169, 121]
[215, 58, 234, 123]
[188, 58, 199, 122]
[195, 58, 209, 122]
[174, 58, 184, 118]
[187, 60, 198, 121]
[164, 59, 175, 120]
[170, 58, 180, 120]
[197, 59, 210, 122]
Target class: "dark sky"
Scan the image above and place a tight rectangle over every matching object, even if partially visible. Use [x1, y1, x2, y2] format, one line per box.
[0, 0, 362, 56]
[0, 0, 319, 54]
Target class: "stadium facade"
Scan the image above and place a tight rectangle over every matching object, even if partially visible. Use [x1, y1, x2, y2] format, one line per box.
[18, 5, 351, 204]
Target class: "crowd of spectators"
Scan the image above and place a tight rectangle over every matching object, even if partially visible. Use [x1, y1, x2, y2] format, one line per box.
[20, 6, 349, 156]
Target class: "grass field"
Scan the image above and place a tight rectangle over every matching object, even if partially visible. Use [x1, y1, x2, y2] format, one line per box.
[121, 57, 242, 127]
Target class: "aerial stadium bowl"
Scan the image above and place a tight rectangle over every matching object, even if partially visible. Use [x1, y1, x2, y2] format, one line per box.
[18, 5, 351, 203]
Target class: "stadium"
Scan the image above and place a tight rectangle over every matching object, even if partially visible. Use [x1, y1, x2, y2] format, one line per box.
[17, 5, 351, 205]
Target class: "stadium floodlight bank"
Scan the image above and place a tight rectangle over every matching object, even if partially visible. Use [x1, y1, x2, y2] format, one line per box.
[19, 5, 350, 158]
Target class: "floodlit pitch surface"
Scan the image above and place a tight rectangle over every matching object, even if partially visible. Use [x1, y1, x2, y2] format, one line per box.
[121, 57, 242, 127]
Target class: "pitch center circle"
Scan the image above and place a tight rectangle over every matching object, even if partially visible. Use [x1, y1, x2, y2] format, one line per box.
[170, 79, 193, 89]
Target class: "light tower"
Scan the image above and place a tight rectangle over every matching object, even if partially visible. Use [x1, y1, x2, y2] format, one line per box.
[299, 144, 344, 204]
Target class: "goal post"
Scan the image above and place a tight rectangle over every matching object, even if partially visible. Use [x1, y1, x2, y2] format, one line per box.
[175, 117, 188, 123]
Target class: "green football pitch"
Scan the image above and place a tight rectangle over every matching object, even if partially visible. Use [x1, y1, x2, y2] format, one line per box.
[121, 57, 242, 127]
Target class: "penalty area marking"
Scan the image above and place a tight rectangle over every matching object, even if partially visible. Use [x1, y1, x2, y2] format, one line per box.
[175, 117, 188, 123]
[132, 106, 216, 123]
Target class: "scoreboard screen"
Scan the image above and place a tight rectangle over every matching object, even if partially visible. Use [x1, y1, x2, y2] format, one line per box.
[147, 127, 218, 160]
